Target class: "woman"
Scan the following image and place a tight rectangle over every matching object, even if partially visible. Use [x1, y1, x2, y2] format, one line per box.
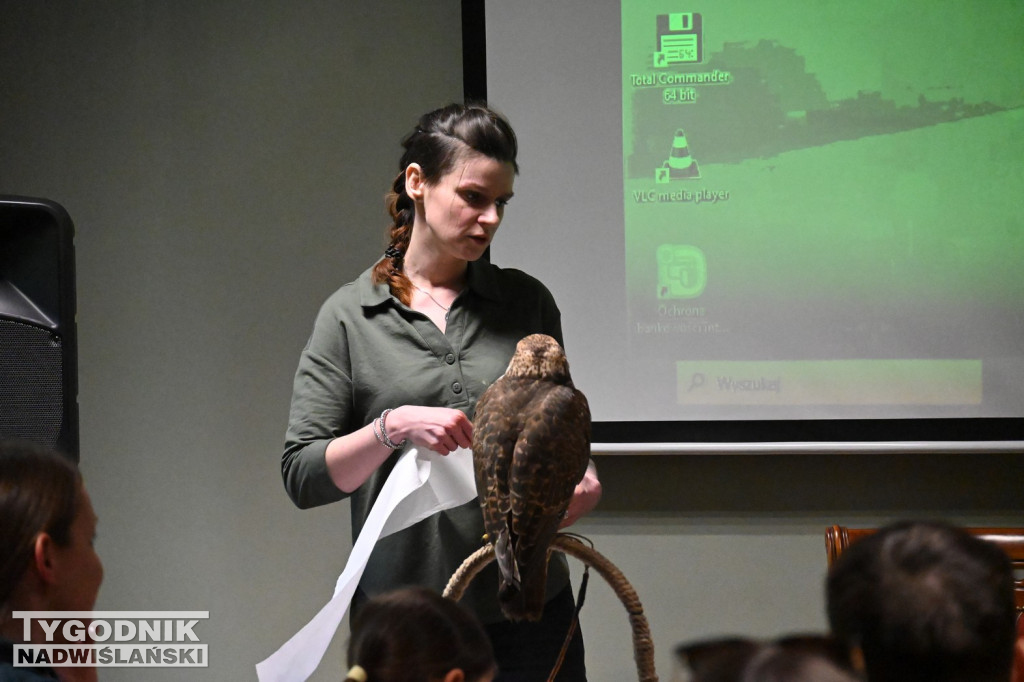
[344, 586, 495, 682]
[0, 440, 103, 682]
[282, 103, 600, 681]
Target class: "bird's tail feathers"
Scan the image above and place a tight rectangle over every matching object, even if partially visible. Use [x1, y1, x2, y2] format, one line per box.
[493, 530, 521, 590]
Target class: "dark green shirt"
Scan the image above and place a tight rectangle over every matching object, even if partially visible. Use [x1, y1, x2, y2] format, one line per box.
[282, 259, 569, 622]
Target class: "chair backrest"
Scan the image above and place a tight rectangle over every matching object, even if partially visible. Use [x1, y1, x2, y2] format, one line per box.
[825, 525, 1024, 631]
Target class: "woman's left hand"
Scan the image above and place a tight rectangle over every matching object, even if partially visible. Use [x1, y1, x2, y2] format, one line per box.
[559, 459, 602, 529]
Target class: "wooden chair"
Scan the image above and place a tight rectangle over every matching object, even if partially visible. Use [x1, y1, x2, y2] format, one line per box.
[826, 524, 1024, 633]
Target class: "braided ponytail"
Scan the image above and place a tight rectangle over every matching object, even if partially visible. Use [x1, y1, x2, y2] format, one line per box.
[371, 103, 519, 304]
[371, 170, 416, 304]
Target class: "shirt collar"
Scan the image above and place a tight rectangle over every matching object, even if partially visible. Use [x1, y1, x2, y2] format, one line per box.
[357, 266, 393, 309]
[358, 259, 506, 309]
[465, 258, 505, 302]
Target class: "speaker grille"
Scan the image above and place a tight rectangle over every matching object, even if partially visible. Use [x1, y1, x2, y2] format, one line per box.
[0, 318, 64, 448]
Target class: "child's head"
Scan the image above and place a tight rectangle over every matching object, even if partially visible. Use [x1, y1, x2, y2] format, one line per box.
[346, 586, 496, 682]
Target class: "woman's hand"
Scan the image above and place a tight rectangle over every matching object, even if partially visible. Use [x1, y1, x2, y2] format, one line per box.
[560, 459, 602, 528]
[384, 405, 473, 456]
[325, 405, 473, 493]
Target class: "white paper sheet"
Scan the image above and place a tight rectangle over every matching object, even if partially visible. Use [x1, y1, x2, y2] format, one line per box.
[255, 446, 477, 682]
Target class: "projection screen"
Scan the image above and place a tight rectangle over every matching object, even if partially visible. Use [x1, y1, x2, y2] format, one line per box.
[481, 0, 1024, 453]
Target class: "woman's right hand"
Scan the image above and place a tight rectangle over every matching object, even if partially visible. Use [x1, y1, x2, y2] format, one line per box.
[383, 406, 473, 455]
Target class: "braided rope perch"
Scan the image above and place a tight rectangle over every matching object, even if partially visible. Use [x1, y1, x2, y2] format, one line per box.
[443, 534, 658, 682]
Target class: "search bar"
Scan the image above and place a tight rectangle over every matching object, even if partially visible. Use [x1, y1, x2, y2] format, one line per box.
[676, 359, 982, 406]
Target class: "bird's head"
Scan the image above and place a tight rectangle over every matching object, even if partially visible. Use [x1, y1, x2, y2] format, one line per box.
[503, 334, 573, 383]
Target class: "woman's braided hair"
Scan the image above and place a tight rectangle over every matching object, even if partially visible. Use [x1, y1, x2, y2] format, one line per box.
[371, 103, 518, 305]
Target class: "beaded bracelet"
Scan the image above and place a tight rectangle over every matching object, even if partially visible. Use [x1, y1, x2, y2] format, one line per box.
[371, 416, 389, 449]
[379, 408, 406, 449]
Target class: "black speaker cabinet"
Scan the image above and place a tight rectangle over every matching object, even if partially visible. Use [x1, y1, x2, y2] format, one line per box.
[0, 196, 78, 461]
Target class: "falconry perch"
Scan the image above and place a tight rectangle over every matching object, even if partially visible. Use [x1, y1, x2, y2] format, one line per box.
[472, 333, 591, 621]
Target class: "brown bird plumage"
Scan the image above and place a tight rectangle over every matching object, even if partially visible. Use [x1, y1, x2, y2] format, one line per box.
[472, 333, 591, 621]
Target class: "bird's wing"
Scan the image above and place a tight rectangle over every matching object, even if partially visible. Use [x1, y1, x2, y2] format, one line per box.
[472, 380, 522, 587]
[508, 383, 591, 563]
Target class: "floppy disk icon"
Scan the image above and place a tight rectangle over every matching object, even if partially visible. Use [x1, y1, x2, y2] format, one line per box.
[654, 13, 703, 66]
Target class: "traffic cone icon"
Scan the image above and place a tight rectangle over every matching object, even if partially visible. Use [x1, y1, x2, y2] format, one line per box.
[664, 128, 700, 179]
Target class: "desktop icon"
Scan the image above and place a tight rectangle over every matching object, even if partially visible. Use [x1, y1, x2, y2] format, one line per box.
[657, 244, 706, 299]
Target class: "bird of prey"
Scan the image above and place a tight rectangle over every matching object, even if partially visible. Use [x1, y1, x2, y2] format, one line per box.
[472, 333, 591, 621]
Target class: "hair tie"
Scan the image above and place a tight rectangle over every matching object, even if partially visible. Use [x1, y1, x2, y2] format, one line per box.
[384, 246, 404, 260]
[346, 665, 368, 682]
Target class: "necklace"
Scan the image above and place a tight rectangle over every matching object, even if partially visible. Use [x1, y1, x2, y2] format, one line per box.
[411, 282, 455, 319]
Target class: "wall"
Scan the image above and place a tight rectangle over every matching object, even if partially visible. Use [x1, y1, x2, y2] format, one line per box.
[1, 2, 462, 679]
[2, 3, 1022, 681]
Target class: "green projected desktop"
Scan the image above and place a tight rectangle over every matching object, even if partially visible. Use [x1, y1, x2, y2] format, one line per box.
[620, 2, 1023, 418]
[483, 0, 1024, 440]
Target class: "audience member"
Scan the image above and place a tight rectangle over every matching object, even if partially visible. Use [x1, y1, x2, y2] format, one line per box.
[345, 586, 496, 682]
[0, 439, 103, 682]
[673, 634, 858, 682]
[826, 519, 1020, 682]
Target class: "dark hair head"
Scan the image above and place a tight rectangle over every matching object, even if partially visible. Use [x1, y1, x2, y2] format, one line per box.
[372, 102, 519, 303]
[674, 634, 858, 682]
[346, 586, 495, 682]
[0, 439, 82, 609]
[826, 520, 1017, 682]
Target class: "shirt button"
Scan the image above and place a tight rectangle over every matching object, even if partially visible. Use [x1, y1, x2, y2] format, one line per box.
[445, 353, 456, 364]
[452, 382, 463, 394]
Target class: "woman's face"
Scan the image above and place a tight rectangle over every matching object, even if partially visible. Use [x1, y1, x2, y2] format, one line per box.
[50, 485, 103, 613]
[409, 151, 516, 263]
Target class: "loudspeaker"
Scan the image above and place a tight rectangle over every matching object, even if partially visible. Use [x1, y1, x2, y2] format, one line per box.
[0, 195, 78, 461]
